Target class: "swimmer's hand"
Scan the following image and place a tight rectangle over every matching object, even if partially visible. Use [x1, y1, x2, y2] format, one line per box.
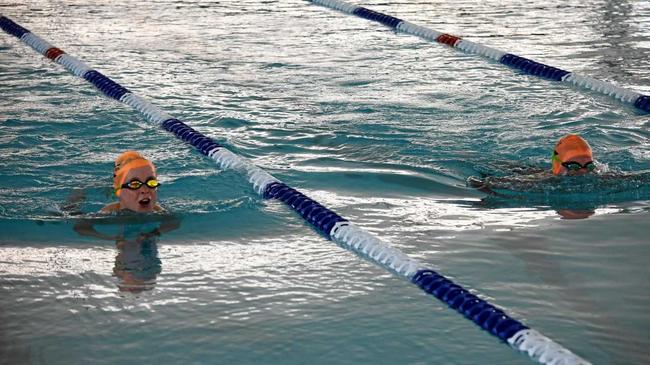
[61, 188, 87, 216]
[466, 176, 486, 189]
[466, 175, 501, 196]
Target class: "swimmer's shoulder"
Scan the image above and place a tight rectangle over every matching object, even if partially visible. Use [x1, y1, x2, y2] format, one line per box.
[100, 202, 121, 213]
[100, 202, 165, 213]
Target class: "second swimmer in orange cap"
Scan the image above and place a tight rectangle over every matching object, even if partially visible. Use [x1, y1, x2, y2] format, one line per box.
[466, 133, 600, 218]
[551, 134, 596, 176]
[467, 133, 599, 192]
[101, 151, 164, 213]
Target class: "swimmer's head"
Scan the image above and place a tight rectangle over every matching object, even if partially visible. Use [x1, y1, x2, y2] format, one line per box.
[113, 151, 159, 212]
[551, 134, 595, 176]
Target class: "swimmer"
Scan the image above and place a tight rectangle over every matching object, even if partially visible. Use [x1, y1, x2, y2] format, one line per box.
[467, 133, 598, 192]
[466, 134, 602, 219]
[72, 151, 179, 240]
[69, 151, 179, 292]
[102, 151, 163, 213]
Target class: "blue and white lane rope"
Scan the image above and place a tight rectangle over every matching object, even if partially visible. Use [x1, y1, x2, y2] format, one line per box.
[309, 0, 650, 114]
[1, 15, 589, 365]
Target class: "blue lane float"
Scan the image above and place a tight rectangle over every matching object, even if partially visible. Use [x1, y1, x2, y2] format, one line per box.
[412, 269, 528, 341]
[264, 182, 348, 237]
[0, 14, 590, 365]
[352, 7, 402, 28]
[499, 54, 571, 81]
[309, 0, 649, 113]
[83, 70, 130, 101]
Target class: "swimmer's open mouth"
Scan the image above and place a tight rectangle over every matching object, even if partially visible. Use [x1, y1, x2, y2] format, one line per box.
[138, 198, 151, 207]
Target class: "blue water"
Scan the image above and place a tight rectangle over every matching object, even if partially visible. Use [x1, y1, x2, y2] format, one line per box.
[1, 1, 649, 364]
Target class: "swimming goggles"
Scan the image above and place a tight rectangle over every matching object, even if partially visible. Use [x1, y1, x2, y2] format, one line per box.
[553, 151, 595, 171]
[561, 161, 595, 171]
[121, 178, 160, 190]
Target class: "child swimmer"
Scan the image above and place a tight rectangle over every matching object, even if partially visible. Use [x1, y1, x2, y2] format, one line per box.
[73, 151, 179, 240]
[72, 151, 178, 292]
[467, 134, 600, 219]
[467, 133, 599, 192]
[102, 151, 163, 213]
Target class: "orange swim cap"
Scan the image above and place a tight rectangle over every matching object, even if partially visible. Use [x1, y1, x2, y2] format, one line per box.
[113, 151, 156, 196]
[551, 134, 593, 175]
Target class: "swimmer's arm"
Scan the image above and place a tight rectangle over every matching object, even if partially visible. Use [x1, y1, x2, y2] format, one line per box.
[145, 213, 181, 238]
[61, 188, 86, 216]
[467, 176, 500, 196]
[64, 191, 115, 240]
[75, 202, 130, 240]
[149, 203, 180, 233]
[73, 219, 118, 241]
[128, 206, 180, 241]
[159, 214, 181, 234]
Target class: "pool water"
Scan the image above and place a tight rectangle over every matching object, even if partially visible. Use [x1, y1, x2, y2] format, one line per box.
[1, 1, 649, 364]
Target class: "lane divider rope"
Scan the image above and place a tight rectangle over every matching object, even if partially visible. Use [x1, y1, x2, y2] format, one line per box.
[0, 15, 590, 365]
[309, 0, 649, 113]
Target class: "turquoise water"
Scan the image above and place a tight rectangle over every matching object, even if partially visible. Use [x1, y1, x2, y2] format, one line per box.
[1, 0, 649, 364]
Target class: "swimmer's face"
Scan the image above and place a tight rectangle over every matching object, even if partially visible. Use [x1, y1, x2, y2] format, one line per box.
[119, 165, 158, 213]
[559, 155, 594, 176]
